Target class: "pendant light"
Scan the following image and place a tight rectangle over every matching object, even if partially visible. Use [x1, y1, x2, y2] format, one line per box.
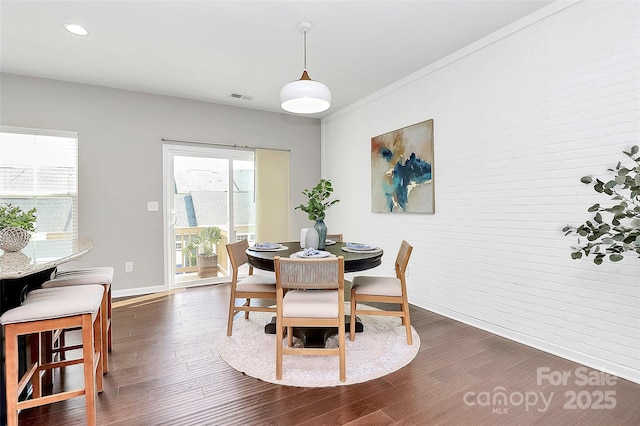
[280, 21, 331, 114]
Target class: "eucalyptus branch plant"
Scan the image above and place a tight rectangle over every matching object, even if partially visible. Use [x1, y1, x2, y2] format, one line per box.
[295, 179, 340, 221]
[563, 145, 640, 264]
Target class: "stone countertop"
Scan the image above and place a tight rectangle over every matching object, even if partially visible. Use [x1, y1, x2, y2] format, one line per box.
[0, 238, 93, 280]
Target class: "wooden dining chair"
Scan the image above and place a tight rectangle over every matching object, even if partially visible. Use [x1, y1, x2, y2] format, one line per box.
[350, 240, 414, 344]
[326, 233, 343, 242]
[226, 239, 277, 336]
[274, 255, 346, 382]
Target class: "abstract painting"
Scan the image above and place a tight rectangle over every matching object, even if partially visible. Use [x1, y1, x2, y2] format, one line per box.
[371, 119, 434, 213]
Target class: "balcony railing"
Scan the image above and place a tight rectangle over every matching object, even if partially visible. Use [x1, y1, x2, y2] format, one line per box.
[174, 225, 254, 278]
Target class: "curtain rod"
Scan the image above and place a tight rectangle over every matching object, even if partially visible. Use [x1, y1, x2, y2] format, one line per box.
[161, 137, 290, 152]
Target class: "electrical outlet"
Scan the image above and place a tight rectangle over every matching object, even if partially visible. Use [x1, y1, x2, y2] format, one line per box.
[147, 201, 159, 212]
[125, 261, 134, 272]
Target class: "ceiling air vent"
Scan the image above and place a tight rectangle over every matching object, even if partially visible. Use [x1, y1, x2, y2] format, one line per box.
[229, 93, 254, 101]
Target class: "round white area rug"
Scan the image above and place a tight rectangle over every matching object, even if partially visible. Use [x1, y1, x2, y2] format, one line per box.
[217, 304, 420, 387]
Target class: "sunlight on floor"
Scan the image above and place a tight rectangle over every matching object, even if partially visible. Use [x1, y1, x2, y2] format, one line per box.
[112, 288, 187, 308]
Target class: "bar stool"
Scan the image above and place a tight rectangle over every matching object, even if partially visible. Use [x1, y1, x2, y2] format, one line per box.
[1, 284, 104, 426]
[42, 267, 114, 372]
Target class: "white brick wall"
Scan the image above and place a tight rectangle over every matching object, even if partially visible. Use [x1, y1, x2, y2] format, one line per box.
[322, 1, 640, 383]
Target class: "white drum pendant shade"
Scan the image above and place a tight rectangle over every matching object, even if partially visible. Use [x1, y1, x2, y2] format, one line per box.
[281, 21, 331, 114]
[280, 72, 331, 114]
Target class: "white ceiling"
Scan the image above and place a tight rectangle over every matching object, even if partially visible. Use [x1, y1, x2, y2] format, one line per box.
[1, 1, 553, 118]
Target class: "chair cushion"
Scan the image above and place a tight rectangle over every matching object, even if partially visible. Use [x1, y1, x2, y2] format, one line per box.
[352, 276, 402, 297]
[47, 267, 114, 286]
[0, 285, 104, 325]
[42, 275, 112, 288]
[236, 274, 276, 292]
[56, 266, 114, 278]
[283, 290, 338, 318]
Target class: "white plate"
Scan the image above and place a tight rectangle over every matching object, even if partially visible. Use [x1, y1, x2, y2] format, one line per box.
[341, 247, 381, 254]
[292, 250, 331, 258]
[346, 243, 375, 251]
[251, 243, 282, 251]
[325, 239, 336, 246]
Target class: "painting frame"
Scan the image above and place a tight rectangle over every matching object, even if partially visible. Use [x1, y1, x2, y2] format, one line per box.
[371, 119, 435, 214]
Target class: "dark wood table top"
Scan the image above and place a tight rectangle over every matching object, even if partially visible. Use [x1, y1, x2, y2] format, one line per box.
[246, 242, 383, 273]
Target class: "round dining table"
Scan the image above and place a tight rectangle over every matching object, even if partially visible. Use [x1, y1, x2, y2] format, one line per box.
[245, 241, 383, 346]
[245, 241, 383, 273]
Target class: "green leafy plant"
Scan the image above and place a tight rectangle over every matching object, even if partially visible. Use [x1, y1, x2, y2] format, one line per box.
[295, 179, 340, 221]
[563, 145, 640, 264]
[182, 226, 223, 257]
[0, 203, 37, 232]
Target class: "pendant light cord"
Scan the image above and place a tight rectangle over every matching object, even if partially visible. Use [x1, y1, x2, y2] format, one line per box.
[303, 29, 307, 71]
[299, 27, 311, 80]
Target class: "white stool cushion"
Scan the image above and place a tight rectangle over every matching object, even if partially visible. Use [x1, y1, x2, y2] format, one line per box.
[43, 267, 114, 287]
[352, 276, 402, 297]
[55, 266, 114, 279]
[42, 276, 111, 288]
[0, 285, 104, 325]
[236, 274, 276, 292]
[283, 290, 338, 318]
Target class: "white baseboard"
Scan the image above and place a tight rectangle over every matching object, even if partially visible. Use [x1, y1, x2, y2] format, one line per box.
[112, 285, 166, 299]
[418, 302, 640, 385]
[112, 280, 230, 299]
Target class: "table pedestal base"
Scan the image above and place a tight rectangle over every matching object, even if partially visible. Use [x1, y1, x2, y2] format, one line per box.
[264, 316, 362, 348]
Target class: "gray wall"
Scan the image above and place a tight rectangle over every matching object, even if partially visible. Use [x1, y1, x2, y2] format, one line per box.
[1, 73, 321, 292]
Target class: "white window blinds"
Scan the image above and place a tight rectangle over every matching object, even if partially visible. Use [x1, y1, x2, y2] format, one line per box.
[0, 126, 79, 240]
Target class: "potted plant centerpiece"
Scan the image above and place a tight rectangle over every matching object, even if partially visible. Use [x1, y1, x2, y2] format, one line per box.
[295, 179, 340, 249]
[0, 203, 37, 252]
[182, 226, 223, 278]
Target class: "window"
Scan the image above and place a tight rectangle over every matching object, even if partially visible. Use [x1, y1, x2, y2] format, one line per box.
[0, 126, 78, 240]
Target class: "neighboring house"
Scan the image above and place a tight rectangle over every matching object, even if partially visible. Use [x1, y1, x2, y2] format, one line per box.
[173, 167, 255, 229]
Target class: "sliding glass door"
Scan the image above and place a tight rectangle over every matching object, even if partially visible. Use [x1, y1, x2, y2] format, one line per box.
[163, 144, 255, 288]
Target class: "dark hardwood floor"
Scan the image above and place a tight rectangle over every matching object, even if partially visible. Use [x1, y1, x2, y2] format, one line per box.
[17, 283, 640, 425]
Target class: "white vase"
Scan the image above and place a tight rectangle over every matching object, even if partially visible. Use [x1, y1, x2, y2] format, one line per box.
[305, 227, 319, 249]
[300, 227, 321, 249]
[300, 228, 309, 248]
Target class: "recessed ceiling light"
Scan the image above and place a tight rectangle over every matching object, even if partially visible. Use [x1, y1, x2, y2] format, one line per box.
[64, 24, 88, 36]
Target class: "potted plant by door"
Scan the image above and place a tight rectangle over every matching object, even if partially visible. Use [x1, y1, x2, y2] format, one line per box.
[182, 226, 223, 278]
[0, 203, 37, 252]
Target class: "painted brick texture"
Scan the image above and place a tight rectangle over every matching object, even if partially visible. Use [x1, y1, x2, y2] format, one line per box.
[322, 1, 639, 382]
